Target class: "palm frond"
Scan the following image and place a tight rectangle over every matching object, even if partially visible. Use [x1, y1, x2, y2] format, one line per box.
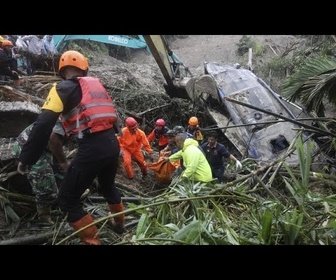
[281, 55, 336, 102]
[281, 55, 336, 116]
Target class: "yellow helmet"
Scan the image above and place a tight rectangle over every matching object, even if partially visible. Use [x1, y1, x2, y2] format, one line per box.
[58, 50, 89, 78]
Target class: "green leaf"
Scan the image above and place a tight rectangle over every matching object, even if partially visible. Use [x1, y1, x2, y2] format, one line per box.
[173, 220, 201, 244]
[261, 209, 273, 245]
[136, 213, 149, 238]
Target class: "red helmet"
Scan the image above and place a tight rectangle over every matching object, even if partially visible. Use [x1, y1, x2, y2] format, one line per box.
[125, 117, 138, 129]
[155, 118, 166, 126]
[188, 116, 199, 126]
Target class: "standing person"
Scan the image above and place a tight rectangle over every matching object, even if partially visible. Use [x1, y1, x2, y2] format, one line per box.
[201, 131, 242, 183]
[186, 116, 204, 144]
[147, 118, 170, 152]
[21, 35, 44, 75]
[16, 50, 125, 245]
[167, 133, 212, 183]
[43, 35, 57, 56]
[14, 36, 29, 75]
[118, 117, 154, 181]
[12, 120, 68, 225]
[21, 35, 44, 55]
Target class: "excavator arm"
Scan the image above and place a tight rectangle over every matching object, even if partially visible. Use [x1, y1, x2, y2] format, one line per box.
[143, 35, 218, 100]
[143, 35, 186, 89]
[143, 35, 194, 99]
[52, 34, 217, 100]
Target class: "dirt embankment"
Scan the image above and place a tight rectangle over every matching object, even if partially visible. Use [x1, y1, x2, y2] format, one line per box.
[87, 35, 304, 94]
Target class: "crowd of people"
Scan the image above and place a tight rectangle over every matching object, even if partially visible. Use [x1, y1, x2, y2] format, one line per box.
[0, 35, 58, 85]
[4, 41, 243, 244]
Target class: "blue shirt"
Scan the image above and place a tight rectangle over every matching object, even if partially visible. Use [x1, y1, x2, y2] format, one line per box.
[201, 142, 230, 168]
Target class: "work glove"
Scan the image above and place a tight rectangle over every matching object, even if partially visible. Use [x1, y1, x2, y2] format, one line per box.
[235, 160, 242, 170]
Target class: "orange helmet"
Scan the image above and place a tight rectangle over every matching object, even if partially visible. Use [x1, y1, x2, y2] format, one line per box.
[58, 50, 89, 78]
[2, 39, 13, 47]
[188, 116, 199, 126]
[125, 117, 138, 129]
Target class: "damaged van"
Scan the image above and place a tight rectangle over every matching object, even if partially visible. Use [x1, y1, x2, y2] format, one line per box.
[203, 62, 319, 166]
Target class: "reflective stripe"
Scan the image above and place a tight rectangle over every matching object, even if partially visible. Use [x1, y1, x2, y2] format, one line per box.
[62, 107, 78, 120]
[81, 102, 114, 110]
[64, 113, 117, 133]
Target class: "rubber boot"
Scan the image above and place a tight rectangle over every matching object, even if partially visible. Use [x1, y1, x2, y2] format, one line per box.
[108, 202, 125, 234]
[35, 205, 54, 226]
[70, 214, 101, 245]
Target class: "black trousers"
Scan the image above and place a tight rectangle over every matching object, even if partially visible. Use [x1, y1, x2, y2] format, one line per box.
[58, 156, 121, 223]
[212, 166, 225, 183]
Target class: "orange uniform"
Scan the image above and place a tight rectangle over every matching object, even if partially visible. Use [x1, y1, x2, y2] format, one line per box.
[147, 119, 170, 151]
[147, 127, 169, 150]
[118, 126, 153, 179]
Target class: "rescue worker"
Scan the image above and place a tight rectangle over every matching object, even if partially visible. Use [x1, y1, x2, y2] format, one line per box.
[167, 133, 212, 183]
[186, 116, 204, 144]
[173, 125, 193, 138]
[118, 117, 154, 181]
[17, 50, 125, 245]
[160, 129, 179, 157]
[0, 39, 21, 86]
[201, 131, 242, 183]
[167, 125, 201, 178]
[147, 118, 170, 152]
[147, 129, 179, 183]
[12, 120, 68, 225]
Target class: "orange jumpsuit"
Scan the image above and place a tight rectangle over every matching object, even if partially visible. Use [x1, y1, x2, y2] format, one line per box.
[118, 127, 153, 179]
[147, 127, 169, 151]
